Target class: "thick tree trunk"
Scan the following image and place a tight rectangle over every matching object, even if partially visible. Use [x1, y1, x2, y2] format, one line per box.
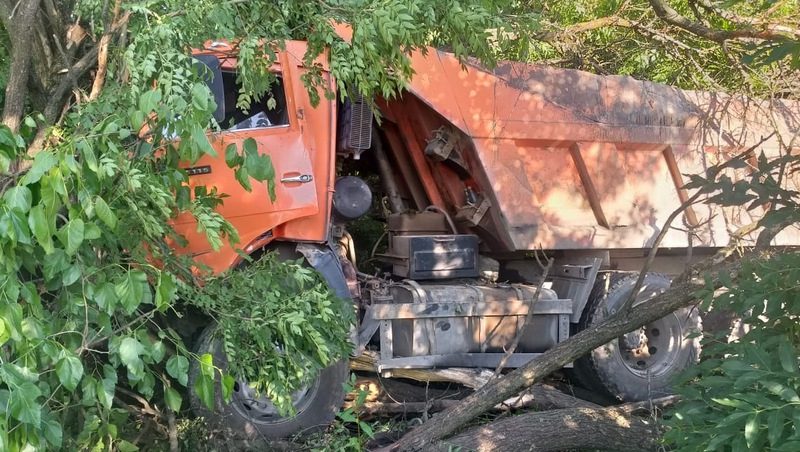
[390, 258, 735, 450]
[436, 404, 660, 452]
[1, 0, 43, 132]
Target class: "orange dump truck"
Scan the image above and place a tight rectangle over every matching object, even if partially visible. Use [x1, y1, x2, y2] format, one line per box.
[176, 41, 800, 438]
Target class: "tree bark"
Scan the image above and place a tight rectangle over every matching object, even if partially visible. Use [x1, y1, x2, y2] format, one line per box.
[1, 0, 43, 132]
[435, 404, 660, 452]
[390, 257, 738, 450]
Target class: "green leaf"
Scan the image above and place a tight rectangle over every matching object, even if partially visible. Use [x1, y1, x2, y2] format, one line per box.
[92, 282, 117, 314]
[155, 272, 176, 312]
[235, 166, 252, 191]
[42, 249, 68, 281]
[119, 337, 144, 376]
[768, 409, 785, 446]
[43, 418, 63, 448]
[222, 374, 235, 402]
[706, 432, 734, 451]
[61, 264, 82, 286]
[778, 339, 796, 373]
[711, 397, 750, 409]
[191, 83, 210, 112]
[84, 221, 102, 240]
[8, 210, 31, 245]
[56, 355, 84, 392]
[194, 374, 215, 410]
[165, 387, 182, 412]
[139, 89, 162, 113]
[762, 380, 800, 402]
[117, 440, 139, 452]
[94, 196, 118, 229]
[77, 139, 98, 173]
[9, 381, 41, 426]
[58, 218, 85, 255]
[150, 341, 166, 364]
[1, 303, 24, 342]
[243, 137, 258, 157]
[745, 413, 760, 448]
[21, 151, 57, 185]
[225, 143, 240, 168]
[3, 186, 32, 212]
[360, 421, 374, 438]
[0, 320, 9, 346]
[28, 204, 53, 253]
[191, 124, 216, 158]
[96, 378, 115, 410]
[116, 270, 147, 314]
[166, 355, 189, 386]
[199, 352, 215, 379]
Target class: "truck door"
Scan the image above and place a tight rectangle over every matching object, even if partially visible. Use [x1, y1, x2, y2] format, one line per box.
[173, 56, 318, 255]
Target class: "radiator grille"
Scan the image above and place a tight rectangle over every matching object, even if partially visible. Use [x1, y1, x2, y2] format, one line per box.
[348, 93, 373, 150]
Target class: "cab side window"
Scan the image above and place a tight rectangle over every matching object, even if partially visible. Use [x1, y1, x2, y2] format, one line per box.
[221, 71, 289, 130]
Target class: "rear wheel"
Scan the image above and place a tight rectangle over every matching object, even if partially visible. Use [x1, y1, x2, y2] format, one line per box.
[574, 273, 701, 401]
[188, 324, 348, 440]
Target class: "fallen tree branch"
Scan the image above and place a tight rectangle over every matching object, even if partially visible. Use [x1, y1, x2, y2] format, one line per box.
[648, 0, 800, 42]
[434, 397, 676, 452]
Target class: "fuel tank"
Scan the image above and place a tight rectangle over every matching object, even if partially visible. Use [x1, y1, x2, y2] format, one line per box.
[371, 282, 571, 360]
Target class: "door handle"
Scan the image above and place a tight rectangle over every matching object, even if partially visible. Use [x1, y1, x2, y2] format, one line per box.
[280, 174, 313, 184]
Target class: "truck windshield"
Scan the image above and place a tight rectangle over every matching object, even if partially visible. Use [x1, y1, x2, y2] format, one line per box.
[220, 71, 289, 130]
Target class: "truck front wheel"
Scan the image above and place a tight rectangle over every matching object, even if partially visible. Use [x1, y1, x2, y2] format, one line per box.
[574, 273, 701, 401]
[188, 324, 348, 440]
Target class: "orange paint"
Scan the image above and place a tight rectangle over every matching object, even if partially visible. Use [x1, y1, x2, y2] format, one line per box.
[174, 41, 800, 274]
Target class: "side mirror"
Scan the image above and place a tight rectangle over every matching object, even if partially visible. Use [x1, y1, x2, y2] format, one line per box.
[192, 55, 225, 124]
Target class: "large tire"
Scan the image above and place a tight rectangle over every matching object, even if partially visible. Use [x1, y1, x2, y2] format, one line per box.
[188, 324, 348, 440]
[573, 272, 701, 402]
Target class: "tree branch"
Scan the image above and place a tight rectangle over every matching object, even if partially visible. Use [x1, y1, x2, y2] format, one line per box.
[44, 11, 130, 122]
[434, 396, 679, 452]
[89, 0, 122, 100]
[648, 0, 800, 42]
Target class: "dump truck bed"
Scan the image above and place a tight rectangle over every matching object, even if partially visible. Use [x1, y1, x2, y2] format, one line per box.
[382, 49, 800, 252]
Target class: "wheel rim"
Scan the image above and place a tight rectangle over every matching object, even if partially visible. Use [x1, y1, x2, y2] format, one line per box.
[617, 312, 684, 379]
[230, 376, 321, 425]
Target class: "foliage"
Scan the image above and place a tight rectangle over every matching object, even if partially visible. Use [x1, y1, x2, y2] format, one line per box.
[180, 254, 354, 414]
[665, 253, 800, 451]
[500, 0, 800, 97]
[308, 374, 378, 451]
[0, 0, 508, 449]
[664, 147, 800, 450]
